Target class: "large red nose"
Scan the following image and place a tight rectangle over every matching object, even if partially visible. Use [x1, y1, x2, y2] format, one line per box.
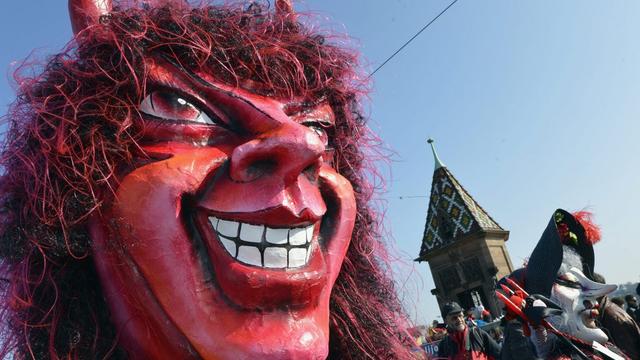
[196, 105, 328, 222]
[228, 123, 324, 184]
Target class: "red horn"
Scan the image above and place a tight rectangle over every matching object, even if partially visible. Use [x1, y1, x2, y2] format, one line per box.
[68, 0, 113, 35]
[275, 0, 295, 16]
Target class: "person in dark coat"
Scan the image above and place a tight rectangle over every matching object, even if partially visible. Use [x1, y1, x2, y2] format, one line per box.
[625, 295, 639, 322]
[610, 297, 625, 307]
[591, 274, 640, 359]
[437, 301, 501, 360]
[499, 318, 539, 360]
[597, 295, 640, 359]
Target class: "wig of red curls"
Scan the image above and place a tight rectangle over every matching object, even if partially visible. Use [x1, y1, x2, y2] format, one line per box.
[0, 1, 414, 359]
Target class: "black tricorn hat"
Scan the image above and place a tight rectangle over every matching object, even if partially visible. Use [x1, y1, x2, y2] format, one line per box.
[525, 209, 595, 297]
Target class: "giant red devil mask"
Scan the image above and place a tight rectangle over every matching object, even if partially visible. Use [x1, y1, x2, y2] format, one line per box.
[89, 61, 356, 358]
[73, 1, 355, 359]
[0, 1, 415, 358]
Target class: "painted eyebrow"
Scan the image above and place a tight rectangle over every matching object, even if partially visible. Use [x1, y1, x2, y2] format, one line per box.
[155, 55, 233, 96]
[151, 56, 280, 128]
[153, 55, 336, 129]
[157, 55, 331, 114]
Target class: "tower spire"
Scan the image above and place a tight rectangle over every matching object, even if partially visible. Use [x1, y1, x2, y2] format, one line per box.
[427, 138, 445, 169]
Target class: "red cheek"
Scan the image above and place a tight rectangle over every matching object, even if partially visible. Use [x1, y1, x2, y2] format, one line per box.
[90, 148, 228, 358]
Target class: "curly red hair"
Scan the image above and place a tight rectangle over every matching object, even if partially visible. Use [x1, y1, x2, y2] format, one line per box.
[0, 2, 414, 359]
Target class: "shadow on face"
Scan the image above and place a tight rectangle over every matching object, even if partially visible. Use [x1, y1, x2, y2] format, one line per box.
[446, 312, 466, 332]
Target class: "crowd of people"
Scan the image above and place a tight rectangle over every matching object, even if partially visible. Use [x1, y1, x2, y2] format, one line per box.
[415, 306, 499, 346]
[413, 291, 640, 359]
[414, 290, 640, 360]
[414, 210, 640, 359]
[434, 302, 501, 359]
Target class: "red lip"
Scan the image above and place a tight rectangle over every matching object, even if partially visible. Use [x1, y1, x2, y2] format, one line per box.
[194, 211, 327, 309]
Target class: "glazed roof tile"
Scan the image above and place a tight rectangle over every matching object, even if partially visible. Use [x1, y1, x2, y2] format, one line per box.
[416, 166, 503, 261]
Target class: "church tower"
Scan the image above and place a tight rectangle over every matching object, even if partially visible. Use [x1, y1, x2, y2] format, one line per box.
[415, 139, 513, 317]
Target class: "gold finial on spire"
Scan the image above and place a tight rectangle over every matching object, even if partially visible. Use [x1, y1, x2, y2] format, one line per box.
[427, 138, 445, 169]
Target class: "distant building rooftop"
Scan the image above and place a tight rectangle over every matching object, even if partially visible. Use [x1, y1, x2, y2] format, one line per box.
[416, 140, 504, 262]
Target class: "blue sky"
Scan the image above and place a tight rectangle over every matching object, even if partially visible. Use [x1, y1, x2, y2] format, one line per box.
[2, 1, 639, 326]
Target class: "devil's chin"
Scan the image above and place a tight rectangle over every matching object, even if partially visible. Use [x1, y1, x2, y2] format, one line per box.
[219, 314, 330, 360]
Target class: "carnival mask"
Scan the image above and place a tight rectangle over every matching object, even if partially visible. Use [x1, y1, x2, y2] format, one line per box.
[0, 0, 417, 358]
[87, 57, 356, 359]
[549, 267, 616, 345]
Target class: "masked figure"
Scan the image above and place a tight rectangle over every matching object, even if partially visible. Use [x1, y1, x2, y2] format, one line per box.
[500, 209, 629, 359]
[0, 1, 413, 359]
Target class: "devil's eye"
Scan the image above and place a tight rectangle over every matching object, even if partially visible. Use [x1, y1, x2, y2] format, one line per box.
[302, 121, 330, 148]
[140, 91, 215, 125]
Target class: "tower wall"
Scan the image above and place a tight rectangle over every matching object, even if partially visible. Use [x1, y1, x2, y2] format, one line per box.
[426, 231, 512, 318]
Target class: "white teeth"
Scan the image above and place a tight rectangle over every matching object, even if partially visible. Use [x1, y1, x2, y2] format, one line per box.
[289, 248, 307, 268]
[305, 225, 314, 243]
[237, 246, 262, 267]
[209, 217, 219, 230]
[264, 247, 288, 268]
[289, 228, 307, 246]
[208, 216, 315, 269]
[220, 237, 236, 258]
[265, 227, 288, 244]
[217, 219, 239, 237]
[240, 223, 264, 243]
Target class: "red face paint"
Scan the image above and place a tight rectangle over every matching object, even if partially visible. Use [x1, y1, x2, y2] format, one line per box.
[89, 59, 356, 359]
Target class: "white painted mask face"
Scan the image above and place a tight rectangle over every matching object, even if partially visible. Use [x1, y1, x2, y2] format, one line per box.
[549, 267, 617, 344]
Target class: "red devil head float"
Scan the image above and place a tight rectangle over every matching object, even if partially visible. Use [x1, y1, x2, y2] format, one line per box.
[0, 1, 413, 358]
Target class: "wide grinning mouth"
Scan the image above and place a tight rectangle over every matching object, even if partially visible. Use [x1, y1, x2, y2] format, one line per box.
[188, 165, 354, 309]
[208, 216, 315, 269]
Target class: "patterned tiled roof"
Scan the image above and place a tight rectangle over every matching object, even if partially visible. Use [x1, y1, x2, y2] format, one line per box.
[416, 166, 503, 261]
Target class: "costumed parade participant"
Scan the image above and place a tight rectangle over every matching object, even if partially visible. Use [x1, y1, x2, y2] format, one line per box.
[436, 301, 501, 359]
[593, 276, 640, 359]
[0, 1, 415, 358]
[498, 209, 630, 359]
[624, 295, 639, 323]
